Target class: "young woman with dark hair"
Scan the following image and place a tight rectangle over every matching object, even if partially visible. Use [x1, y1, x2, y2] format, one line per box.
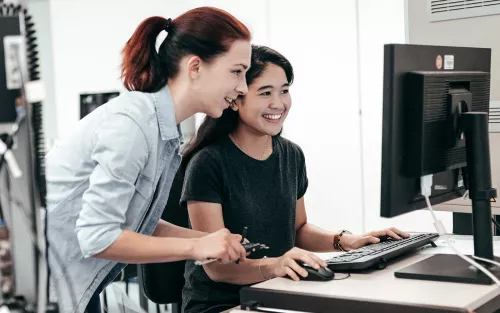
[179, 45, 409, 313]
[46, 7, 251, 313]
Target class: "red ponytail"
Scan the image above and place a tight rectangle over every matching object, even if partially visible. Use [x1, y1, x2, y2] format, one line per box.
[121, 7, 251, 93]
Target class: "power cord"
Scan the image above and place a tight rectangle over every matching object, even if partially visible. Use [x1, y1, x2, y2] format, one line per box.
[421, 174, 500, 286]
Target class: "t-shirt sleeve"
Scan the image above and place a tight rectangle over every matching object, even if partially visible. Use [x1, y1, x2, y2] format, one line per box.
[180, 149, 224, 208]
[297, 146, 309, 200]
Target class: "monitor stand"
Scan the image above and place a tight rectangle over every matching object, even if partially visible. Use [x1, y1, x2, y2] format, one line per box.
[396, 112, 500, 285]
[395, 254, 500, 285]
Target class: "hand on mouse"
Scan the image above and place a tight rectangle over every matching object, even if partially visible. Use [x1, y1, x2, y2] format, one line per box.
[263, 247, 328, 281]
[340, 227, 410, 251]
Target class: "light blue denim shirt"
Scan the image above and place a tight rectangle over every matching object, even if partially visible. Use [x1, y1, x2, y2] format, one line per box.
[46, 85, 182, 313]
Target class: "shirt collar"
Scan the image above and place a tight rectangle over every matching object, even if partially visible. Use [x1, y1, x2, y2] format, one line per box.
[152, 85, 184, 142]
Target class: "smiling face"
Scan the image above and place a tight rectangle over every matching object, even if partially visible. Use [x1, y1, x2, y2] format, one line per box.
[232, 63, 291, 136]
[193, 40, 251, 118]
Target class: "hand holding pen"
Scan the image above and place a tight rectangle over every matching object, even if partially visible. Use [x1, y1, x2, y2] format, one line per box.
[192, 228, 247, 265]
[195, 227, 269, 265]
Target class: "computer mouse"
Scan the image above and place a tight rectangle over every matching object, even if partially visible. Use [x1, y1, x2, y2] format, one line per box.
[295, 262, 335, 281]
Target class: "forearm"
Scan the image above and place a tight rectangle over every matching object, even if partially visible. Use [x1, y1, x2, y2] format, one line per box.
[153, 219, 207, 238]
[205, 257, 276, 285]
[94, 229, 196, 263]
[295, 223, 339, 252]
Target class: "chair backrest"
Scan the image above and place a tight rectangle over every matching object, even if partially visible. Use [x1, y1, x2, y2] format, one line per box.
[140, 169, 189, 304]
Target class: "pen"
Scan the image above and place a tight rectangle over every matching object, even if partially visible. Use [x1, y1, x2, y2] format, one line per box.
[236, 226, 248, 264]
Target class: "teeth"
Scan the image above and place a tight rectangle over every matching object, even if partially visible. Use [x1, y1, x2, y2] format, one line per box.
[263, 114, 282, 120]
[225, 97, 235, 105]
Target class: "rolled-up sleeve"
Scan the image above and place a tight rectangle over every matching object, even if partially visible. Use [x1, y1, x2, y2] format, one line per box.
[76, 113, 149, 258]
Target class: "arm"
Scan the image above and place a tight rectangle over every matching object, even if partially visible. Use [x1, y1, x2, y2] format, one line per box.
[77, 113, 167, 261]
[77, 114, 243, 264]
[294, 198, 410, 252]
[152, 219, 206, 238]
[188, 201, 268, 285]
[295, 197, 339, 252]
[94, 230, 196, 263]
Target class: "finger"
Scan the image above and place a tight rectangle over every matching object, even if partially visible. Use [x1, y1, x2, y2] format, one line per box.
[226, 244, 239, 262]
[309, 254, 328, 268]
[287, 259, 309, 278]
[229, 238, 246, 263]
[386, 230, 401, 240]
[285, 266, 301, 281]
[219, 254, 231, 264]
[231, 234, 243, 242]
[365, 236, 381, 244]
[391, 227, 409, 238]
[237, 244, 247, 262]
[301, 254, 321, 269]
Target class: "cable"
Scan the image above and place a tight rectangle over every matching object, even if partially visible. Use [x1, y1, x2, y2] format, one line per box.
[332, 272, 350, 281]
[421, 174, 500, 286]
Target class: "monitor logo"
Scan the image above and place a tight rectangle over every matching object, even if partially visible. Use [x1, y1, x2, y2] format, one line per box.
[436, 55, 443, 70]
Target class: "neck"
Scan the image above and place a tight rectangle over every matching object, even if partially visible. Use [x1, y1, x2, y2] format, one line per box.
[168, 78, 200, 124]
[232, 123, 272, 158]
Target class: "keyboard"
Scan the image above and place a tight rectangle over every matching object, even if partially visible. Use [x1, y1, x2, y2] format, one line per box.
[325, 232, 439, 271]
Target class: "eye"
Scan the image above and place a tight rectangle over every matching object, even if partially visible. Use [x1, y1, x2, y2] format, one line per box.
[232, 69, 243, 76]
[260, 91, 271, 96]
[281, 89, 290, 95]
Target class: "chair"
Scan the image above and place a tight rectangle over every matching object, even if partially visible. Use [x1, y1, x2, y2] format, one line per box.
[140, 170, 188, 313]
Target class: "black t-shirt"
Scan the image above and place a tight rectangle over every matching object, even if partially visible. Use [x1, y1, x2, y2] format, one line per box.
[180, 135, 308, 313]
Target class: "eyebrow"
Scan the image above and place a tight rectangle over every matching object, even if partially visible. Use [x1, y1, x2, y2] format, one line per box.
[257, 83, 290, 91]
[235, 63, 249, 69]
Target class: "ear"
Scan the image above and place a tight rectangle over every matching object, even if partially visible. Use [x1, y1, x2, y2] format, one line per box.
[186, 56, 202, 80]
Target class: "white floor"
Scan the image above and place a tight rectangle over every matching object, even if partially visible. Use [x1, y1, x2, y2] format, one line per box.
[100, 282, 171, 313]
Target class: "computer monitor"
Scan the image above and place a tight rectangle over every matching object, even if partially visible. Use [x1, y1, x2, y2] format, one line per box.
[381, 43, 500, 284]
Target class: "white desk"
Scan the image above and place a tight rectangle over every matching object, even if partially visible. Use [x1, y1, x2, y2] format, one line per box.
[237, 235, 500, 313]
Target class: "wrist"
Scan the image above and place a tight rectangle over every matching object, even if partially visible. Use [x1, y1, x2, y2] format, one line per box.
[261, 257, 277, 280]
[184, 238, 198, 260]
[333, 230, 352, 251]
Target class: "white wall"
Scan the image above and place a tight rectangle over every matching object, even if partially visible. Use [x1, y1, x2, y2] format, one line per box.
[268, 0, 364, 233]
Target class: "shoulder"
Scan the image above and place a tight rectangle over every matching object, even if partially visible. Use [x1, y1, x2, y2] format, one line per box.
[186, 144, 225, 171]
[102, 91, 156, 125]
[275, 136, 306, 160]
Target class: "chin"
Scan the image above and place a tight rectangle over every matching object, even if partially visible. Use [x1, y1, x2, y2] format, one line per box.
[261, 127, 282, 136]
[207, 110, 224, 118]
[205, 106, 225, 118]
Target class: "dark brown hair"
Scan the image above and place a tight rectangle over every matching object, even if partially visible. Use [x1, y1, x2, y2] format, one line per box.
[121, 7, 251, 92]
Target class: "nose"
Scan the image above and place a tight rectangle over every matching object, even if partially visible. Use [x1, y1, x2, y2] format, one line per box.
[235, 78, 248, 95]
[269, 94, 286, 110]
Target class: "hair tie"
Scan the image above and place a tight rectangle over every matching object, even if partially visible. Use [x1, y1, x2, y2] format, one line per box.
[165, 18, 172, 31]
[155, 18, 172, 54]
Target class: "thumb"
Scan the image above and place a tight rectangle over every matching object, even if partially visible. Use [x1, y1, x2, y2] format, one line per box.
[366, 236, 380, 244]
